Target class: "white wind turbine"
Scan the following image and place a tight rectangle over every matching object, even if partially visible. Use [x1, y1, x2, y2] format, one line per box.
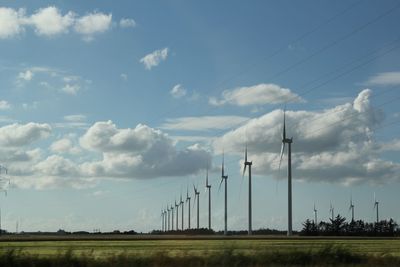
[205, 168, 212, 230]
[242, 144, 252, 235]
[167, 206, 170, 231]
[186, 187, 191, 230]
[329, 202, 334, 221]
[278, 109, 294, 236]
[218, 152, 228, 235]
[171, 204, 175, 231]
[193, 184, 200, 229]
[374, 193, 379, 223]
[180, 194, 184, 230]
[313, 203, 318, 225]
[175, 199, 179, 230]
[349, 195, 355, 222]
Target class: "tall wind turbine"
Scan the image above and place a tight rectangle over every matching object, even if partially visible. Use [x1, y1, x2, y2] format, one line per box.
[171, 204, 174, 231]
[374, 193, 379, 223]
[243, 144, 252, 235]
[180, 194, 184, 230]
[219, 152, 228, 235]
[329, 203, 334, 221]
[193, 184, 200, 229]
[167, 206, 170, 231]
[205, 168, 212, 230]
[186, 187, 191, 230]
[279, 109, 293, 236]
[175, 199, 179, 230]
[313, 204, 318, 225]
[349, 195, 355, 222]
[161, 209, 164, 232]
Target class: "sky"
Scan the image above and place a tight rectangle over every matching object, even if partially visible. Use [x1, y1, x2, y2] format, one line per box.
[0, 0, 400, 233]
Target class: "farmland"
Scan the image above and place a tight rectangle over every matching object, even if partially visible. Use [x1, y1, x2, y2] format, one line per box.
[1, 235, 400, 266]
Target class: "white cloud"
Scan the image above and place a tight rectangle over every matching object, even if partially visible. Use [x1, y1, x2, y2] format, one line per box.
[79, 121, 211, 178]
[0, 7, 25, 39]
[367, 71, 400, 86]
[161, 116, 249, 131]
[119, 18, 136, 28]
[170, 84, 187, 98]
[140, 48, 169, 70]
[74, 12, 112, 40]
[29, 6, 75, 36]
[0, 100, 11, 110]
[214, 89, 399, 185]
[18, 70, 34, 81]
[120, 73, 128, 80]
[64, 114, 86, 122]
[0, 122, 51, 147]
[62, 84, 80, 95]
[209, 83, 303, 106]
[50, 138, 81, 154]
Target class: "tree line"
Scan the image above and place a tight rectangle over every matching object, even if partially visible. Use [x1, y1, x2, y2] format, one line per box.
[301, 215, 399, 236]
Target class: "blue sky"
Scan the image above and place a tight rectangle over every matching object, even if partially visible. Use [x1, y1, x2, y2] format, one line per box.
[0, 0, 400, 233]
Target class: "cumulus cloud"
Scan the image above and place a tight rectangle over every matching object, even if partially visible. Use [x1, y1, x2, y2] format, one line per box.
[50, 138, 81, 154]
[62, 84, 80, 95]
[29, 6, 75, 36]
[74, 12, 112, 41]
[0, 7, 25, 39]
[209, 83, 303, 106]
[0, 6, 112, 40]
[367, 71, 400, 86]
[161, 116, 249, 131]
[0, 100, 11, 110]
[18, 70, 34, 81]
[140, 48, 168, 70]
[214, 89, 399, 185]
[64, 114, 86, 122]
[0, 122, 51, 147]
[170, 84, 187, 98]
[79, 121, 211, 178]
[119, 18, 136, 28]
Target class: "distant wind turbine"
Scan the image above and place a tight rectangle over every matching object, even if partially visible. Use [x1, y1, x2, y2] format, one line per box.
[242, 144, 252, 235]
[186, 187, 191, 229]
[219, 152, 228, 235]
[180, 194, 184, 230]
[171, 204, 174, 231]
[329, 203, 334, 221]
[205, 167, 212, 230]
[167, 206, 170, 231]
[161, 209, 164, 232]
[175, 199, 179, 230]
[349, 195, 355, 222]
[313, 203, 318, 225]
[374, 193, 379, 223]
[278, 109, 294, 236]
[193, 184, 200, 229]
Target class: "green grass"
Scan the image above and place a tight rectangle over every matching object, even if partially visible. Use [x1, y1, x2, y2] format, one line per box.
[1, 237, 400, 266]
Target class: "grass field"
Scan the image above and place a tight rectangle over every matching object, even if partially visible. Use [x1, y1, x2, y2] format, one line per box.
[1, 235, 400, 266]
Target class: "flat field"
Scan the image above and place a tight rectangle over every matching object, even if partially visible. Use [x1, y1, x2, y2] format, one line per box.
[1, 235, 399, 258]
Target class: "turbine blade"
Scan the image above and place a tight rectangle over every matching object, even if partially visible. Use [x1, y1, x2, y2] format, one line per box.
[242, 164, 247, 178]
[218, 178, 223, 193]
[282, 107, 286, 140]
[278, 143, 285, 170]
[245, 145, 248, 163]
[221, 152, 225, 177]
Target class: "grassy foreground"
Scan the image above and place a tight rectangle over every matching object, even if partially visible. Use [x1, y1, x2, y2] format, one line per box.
[1, 237, 400, 266]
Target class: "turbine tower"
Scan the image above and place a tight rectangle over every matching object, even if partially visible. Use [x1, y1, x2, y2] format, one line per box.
[349, 195, 355, 222]
[193, 184, 200, 229]
[219, 152, 228, 235]
[171, 204, 174, 231]
[329, 203, 334, 221]
[167, 206, 170, 231]
[279, 109, 293, 236]
[205, 168, 212, 230]
[313, 204, 318, 225]
[175, 199, 179, 231]
[374, 193, 379, 223]
[243, 145, 253, 235]
[180, 194, 184, 230]
[186, 187, 191, 229]
[161, 209, 164, 232]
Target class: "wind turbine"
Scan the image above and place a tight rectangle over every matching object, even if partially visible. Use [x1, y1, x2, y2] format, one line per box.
[349, 195, 355, 222]
[313, 203, 318, 225]
[374, 193, 379, 223]
[242, 144, 252, 235]
[278, 109, 293, 236]
[186, 187, 191, 230]
[329, 203, 334, 221]
[219, 152, 228, 235]
[175, 199, 179, 231]
[193, 184, 200, 229]
[167, 206, 170, 231]
[205, 168, 212, 230]
[171, 204, 174, 231]
[161, 209, 164, 232]
[180, 194, 184, 230]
